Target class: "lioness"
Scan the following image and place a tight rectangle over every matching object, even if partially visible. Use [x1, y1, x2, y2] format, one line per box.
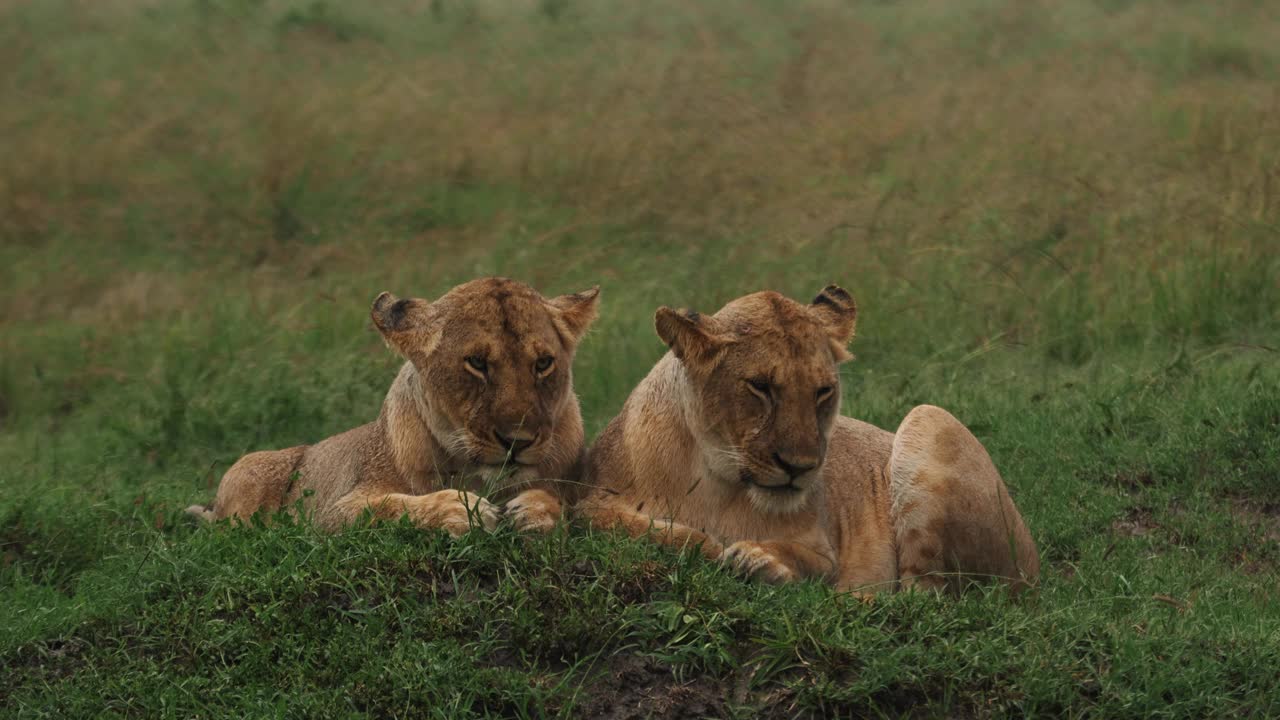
[578, 286, 1039, 593]
[187, 277, 600, 535]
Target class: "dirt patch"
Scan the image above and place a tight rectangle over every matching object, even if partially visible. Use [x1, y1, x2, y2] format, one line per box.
[570, 655, 727, 720]
[1111, 507, 1160, 537]
[610, 560, 667, 605]
[1226, 498, 1279, 575]
[1232, 553, 1274, 576]
[1, 636, 91, 699]
[1230, 499, 1280, 542]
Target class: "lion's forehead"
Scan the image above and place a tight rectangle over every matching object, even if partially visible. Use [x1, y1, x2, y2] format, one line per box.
[436, 296, 563, 359]
[719, 291, 812, 326]
[719, 295, 828, 345]
[757, 356, 836, 388]
[720, 327, 837, 386]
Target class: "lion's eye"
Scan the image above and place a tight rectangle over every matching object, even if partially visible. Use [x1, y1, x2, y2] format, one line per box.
[747, 379, 771, 395]
[535, 356, 555, 373]
[816, 386, 835, 403]
[466, 356, 488, 373]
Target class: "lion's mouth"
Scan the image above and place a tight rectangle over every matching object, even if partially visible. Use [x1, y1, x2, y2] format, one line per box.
[468, 441, 540, 468]
[753, 482, 803, 495]
[477, 457, 535, 469]
[740, 470, 805, 495]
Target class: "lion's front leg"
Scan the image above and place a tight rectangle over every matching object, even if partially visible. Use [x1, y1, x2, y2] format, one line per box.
[722, 539, 836, 584]
[578, 497, 724, 560]
[504, 488, 562, 533]
[333, 488, 499, 537]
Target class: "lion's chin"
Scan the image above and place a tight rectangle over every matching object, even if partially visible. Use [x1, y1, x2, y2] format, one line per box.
[745, 484, 811, 514]
[740, 473, 812, 514]
[471, 461, 541, 485]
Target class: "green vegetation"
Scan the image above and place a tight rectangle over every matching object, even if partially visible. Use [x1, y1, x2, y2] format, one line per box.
[2, 0, 1278, 716]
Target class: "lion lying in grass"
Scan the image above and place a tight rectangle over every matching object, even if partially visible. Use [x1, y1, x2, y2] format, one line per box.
[578, 285, 1038, 593]
[187, 277, 600, 535]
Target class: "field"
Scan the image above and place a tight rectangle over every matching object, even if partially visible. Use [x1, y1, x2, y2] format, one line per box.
[2, 0, 1279, 716]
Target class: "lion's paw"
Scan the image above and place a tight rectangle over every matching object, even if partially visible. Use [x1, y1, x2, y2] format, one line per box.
[504, 489, 561, 533]
[425, 490, 499, 537]
[722, 541, 797, 584]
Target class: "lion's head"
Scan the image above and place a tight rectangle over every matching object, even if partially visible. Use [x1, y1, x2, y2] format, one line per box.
[371, 277, 599, 476]
[655, 285, 857, 513]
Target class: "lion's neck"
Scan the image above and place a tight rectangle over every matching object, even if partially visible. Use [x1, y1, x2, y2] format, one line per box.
[626, 355, 728, 494]
[378, 362, 445, 494]
[667, 358, 740, 485]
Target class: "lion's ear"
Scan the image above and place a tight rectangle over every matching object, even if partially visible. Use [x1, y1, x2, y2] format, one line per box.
[810, 284, 857, 363]
[548, 286, 601, 343]
[655, 306, 728, 367]
[371, 291, 433, 359]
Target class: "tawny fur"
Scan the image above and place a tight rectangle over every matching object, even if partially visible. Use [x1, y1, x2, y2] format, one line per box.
[579, 287, 1039, 593]
[187, 277, 600, 536]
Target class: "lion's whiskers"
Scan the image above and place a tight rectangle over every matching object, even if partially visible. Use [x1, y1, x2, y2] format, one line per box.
[441, 428, 475, 458]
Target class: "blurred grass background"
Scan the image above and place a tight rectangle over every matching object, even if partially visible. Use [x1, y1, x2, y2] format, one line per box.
[1, 0, 1278, 715]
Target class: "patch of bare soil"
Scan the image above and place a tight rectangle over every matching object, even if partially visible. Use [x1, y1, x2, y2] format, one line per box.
[1111, 507, 1160, 537]
[2, 636, 90, 699]
[571, 655, 727, 720]
[1231, 499, 1280, 542]
[1229, 499, 1280, 575]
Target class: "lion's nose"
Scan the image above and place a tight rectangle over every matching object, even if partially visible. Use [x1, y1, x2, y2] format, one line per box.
[494, 430, 536, 455]
[773, 452, 819, 480]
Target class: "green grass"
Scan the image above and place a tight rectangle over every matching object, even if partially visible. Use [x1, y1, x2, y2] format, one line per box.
[2, 0, 1279, 716]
